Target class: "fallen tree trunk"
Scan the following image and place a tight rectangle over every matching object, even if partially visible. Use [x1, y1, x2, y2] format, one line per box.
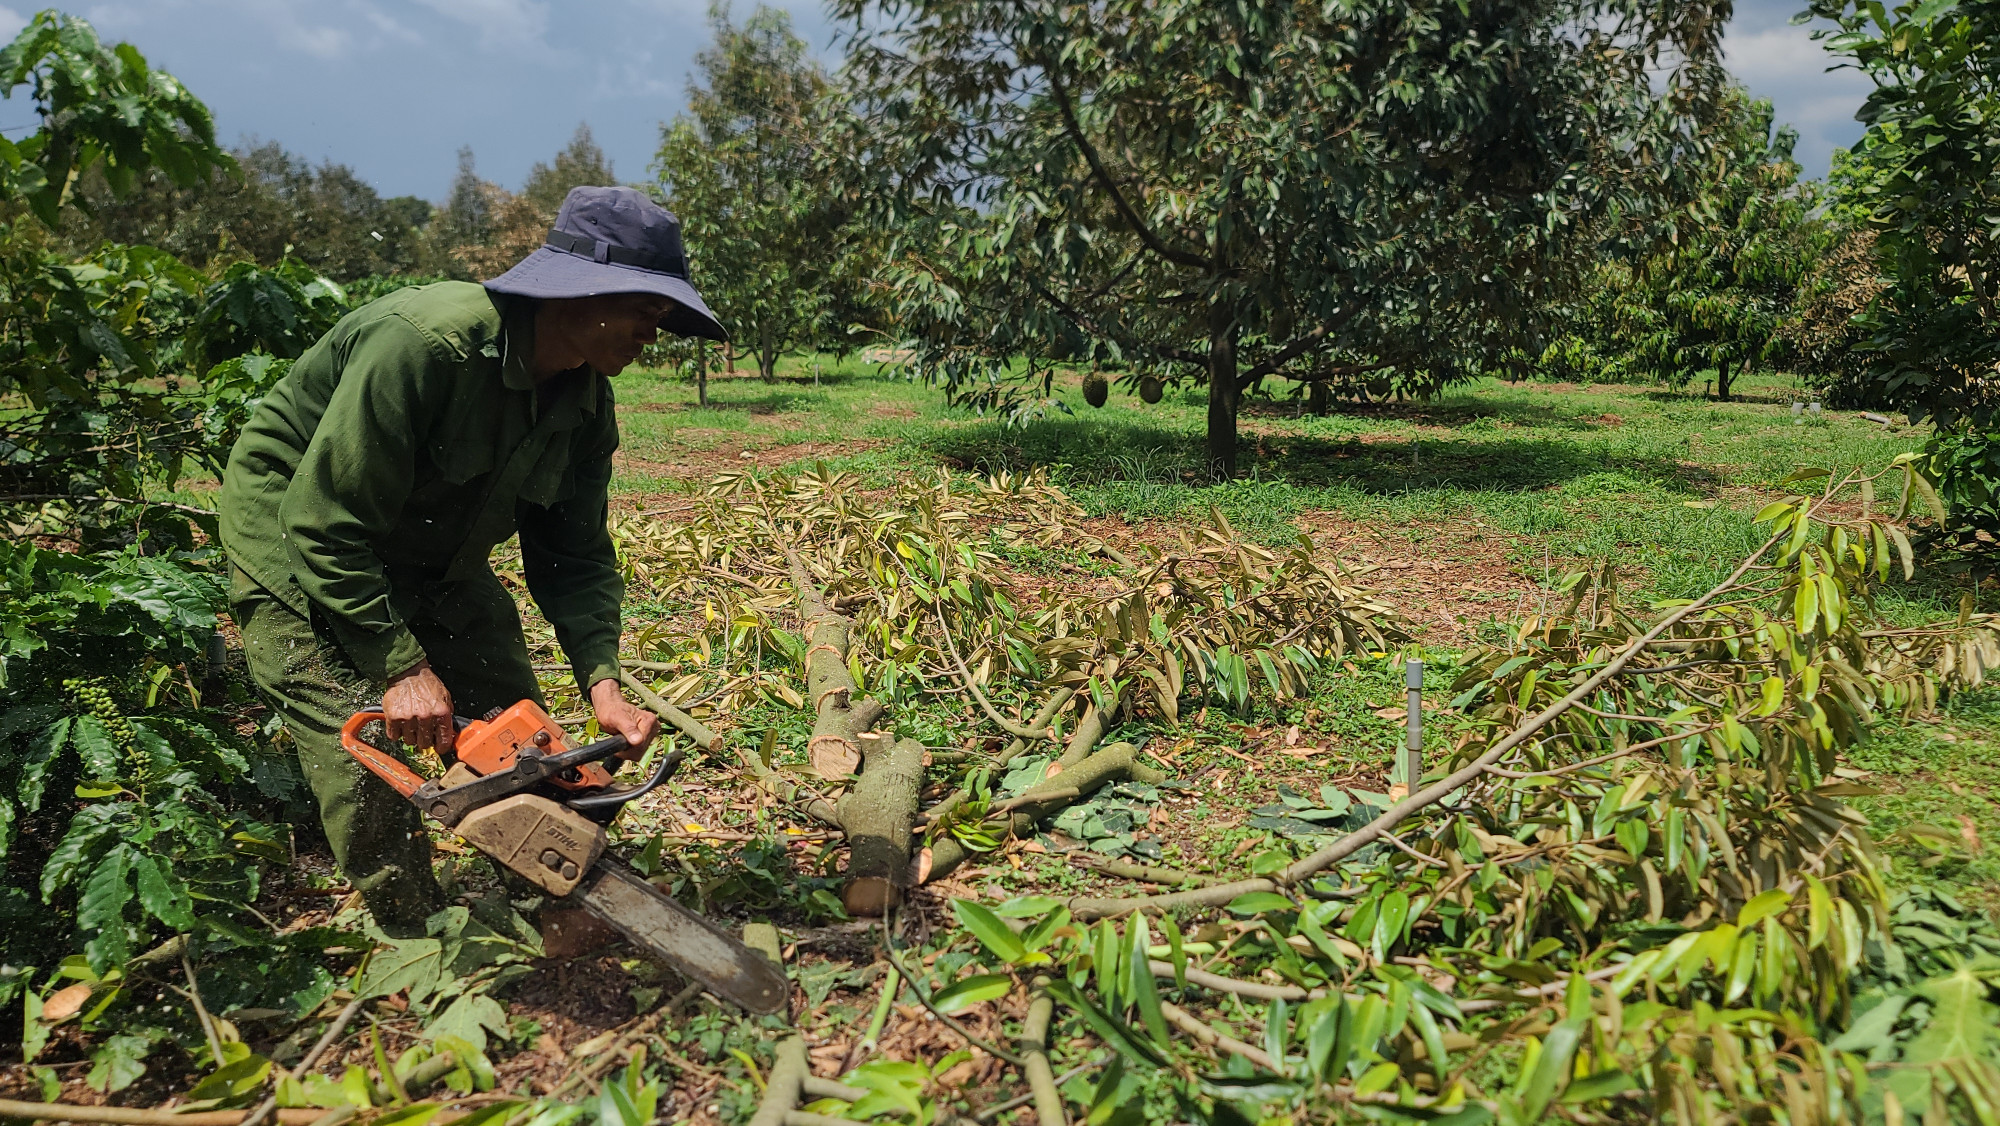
[840, 733, 926, 914]
[790, 551, 885, 782]
[787, 547, 915, 915]
[1050, 701, 1110, 773]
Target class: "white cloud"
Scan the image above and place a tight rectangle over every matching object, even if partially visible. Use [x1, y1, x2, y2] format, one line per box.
[412, 0, 550, 50]
[1720, 12, 1875, 175]
[273, 20, 352, 58]
[0, 6, 26, 38]
[1724, 23, 1873, 130]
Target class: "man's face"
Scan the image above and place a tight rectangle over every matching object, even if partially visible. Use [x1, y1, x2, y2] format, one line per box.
[553, 293, 676, 375]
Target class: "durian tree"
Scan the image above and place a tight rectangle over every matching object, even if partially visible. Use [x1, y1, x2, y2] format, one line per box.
[842, 0, 1744, 477]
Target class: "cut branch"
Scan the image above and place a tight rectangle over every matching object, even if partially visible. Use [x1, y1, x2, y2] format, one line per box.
[748, 1037, 809, 1126]
[924, 741, 1163, 883]
[1159, 1001, 1278, 1071]
[619, 668, 722, 751]
[1022, 981, 1066, 1126]
[1066, 526, 1787, 920]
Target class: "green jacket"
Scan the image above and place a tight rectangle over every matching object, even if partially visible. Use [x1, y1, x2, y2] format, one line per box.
[220, 281, 624, 692]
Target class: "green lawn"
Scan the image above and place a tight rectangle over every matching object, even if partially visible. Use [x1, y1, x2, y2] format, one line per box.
[606, 354, 2000, 905]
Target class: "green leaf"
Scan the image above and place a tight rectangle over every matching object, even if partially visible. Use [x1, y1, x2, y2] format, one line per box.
[1517, 1015, 1586, 1119]
[374, 1107, 442, 1126]
[1226, 891, 1294, 916]
[86, 1033, 151, 1093]
[131, 852, 197, 931]
[1044, 979, 1166, 1069]
[78, 847, 133, 960]
[1737, 889, 1792, 928]
[930, 973, 1013, 1014]
[1373, 890, 1410, 957]
[1408, 997, 1450, 1080]
[991, 896, 1061, 918]
[70, 715, 122, 780]
[1829, 994, 1910, 1052]
[356, 938, 444, 1003]
[1125, 917, 1169, 1049]
[22, 987, 48, 1064]
[1561, 1070, 1637, 1103]
[1906, 967, 2000, 1064]
[184, 1050, 273, 1109]
[424, 993, 508, 1054]
[951, 899, 1026, 964]
[19, 716, 69, 813]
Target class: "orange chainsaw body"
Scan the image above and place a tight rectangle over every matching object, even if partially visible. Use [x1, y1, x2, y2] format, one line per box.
[453, 700, 614, 792]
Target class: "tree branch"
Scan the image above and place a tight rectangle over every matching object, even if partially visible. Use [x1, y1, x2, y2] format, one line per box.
[1235, 312, 1369, 384]
[1043, 66, 1212, 272]
[1023, 274, 1208, 367]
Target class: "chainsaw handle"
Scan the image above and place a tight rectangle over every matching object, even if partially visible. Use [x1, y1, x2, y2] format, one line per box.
[565, 749, 686, 815]
[543, 733, 638, 773]
[340, 708, 427, 798]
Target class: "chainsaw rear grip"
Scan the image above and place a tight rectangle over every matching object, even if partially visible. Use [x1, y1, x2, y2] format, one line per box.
[339, 708, 428, 798]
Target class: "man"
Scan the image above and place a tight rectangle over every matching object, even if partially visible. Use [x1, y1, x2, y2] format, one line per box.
[220, 186, 726, 930]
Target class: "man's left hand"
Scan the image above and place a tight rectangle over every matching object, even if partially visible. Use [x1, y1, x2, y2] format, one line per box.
[590, 679, 659, 760]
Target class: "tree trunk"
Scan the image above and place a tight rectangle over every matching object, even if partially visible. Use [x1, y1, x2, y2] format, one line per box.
[1716, 357, 1733, 403]
[725, 342, 736, 376]
[1206, 303, 1239, 480]
[1307, 381, 1330, 416]
[696, 341, 708, 408]
[759, 322, 778, 383]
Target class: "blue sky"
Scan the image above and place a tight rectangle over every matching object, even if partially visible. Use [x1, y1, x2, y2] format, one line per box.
[0, 0, 1875, 203]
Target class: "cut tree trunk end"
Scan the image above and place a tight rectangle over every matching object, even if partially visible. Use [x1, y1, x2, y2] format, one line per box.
[785, 546, 923, 915]
[839, 735, 926, 915]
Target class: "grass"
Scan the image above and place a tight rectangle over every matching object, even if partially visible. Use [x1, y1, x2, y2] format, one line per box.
[604, 352, 2000, 907]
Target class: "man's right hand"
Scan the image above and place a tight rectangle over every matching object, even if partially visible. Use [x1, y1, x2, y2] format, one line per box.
[384, 662, 456, 753]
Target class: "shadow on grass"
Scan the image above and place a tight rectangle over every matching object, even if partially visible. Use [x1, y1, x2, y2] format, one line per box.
[1635, 389, 1796, 407]
[1237, 396, 1590, 429]
[922, 415, 1722, 496]
[627, 391, 820, 416]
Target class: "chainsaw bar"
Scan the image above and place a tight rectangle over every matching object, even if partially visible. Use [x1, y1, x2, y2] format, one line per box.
[571, 857, 790, 1014]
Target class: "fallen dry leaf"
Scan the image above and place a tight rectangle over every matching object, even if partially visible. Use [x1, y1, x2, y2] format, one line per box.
[40, 981, 93, 1022]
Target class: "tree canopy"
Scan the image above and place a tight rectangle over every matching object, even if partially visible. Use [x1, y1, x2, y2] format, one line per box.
[839, 0, 1743, 475]
[655, 3, 862, 380]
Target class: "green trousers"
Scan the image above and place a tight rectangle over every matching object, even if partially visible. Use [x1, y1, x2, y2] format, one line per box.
[231, 566, 544, 931]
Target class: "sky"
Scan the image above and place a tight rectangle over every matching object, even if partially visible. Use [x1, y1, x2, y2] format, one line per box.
[0, 0, 1876, 203]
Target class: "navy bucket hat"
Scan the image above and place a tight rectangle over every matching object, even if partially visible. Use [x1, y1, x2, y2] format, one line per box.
[484, 185, 728, 341]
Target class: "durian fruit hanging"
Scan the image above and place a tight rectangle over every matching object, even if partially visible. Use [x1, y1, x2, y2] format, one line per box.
[1083, 370, 1109, 408]
[1138, 375, 1164, 404]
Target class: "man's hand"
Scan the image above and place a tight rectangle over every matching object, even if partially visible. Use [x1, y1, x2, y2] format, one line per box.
[590, 679, 659, 761]
[384, 662, 456, 753]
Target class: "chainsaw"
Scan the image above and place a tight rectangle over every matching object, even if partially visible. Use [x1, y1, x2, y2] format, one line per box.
[340, 699, 788, 1013]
